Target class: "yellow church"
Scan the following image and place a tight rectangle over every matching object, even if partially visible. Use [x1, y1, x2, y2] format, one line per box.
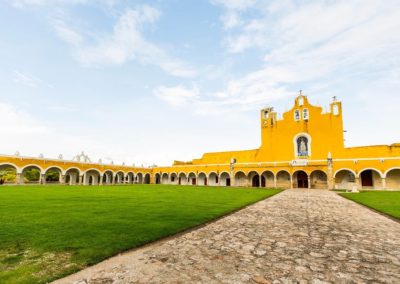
[1, 92, 399, 190]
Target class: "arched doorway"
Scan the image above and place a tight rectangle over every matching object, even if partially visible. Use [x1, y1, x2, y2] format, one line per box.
[170, 173, 178, 185]
[102, 170, 114, 185]
[0, 164, 18, 184]
[126, 172, 134, 184]
[208, 172, 218, 186]
[144, 173, 151, 184]
[248, 171, 259, 188]
[155, 173, 161, 184]
[178, 173, 187, 185]
[198, 173, 207, 186]
[310, 170, 328, 189]
[44, 167, 62, 184]
[385, 169, 400, 189]
[219, 172, 231, 186]
[360, 169, 382, 189]
[114, 172, 124, 184]
[261, 171, 274, 188]
[65, 168, 80, 185]
[85, 170, 101, 186]
[188, 173, 196, 185]
[293, 171, 308, 188]
[276, 171, 291, 188]
[21, 165, 42, 184]
[136, 173, 143, 184]
[234, 171, 246, 187]
[334, 169, 356, 190]
[161, 173, 169, 184]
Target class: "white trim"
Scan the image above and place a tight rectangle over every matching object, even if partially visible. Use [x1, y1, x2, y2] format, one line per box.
[357, 168, 384, 178]
[333, 168, 356, 178]
[383, 167, 400, 178]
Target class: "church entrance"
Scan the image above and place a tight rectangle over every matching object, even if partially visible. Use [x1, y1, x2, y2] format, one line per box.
[296, 171, 308, 188]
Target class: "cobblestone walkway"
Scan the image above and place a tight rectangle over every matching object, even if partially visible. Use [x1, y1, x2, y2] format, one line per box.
[55, 189, 400, 284]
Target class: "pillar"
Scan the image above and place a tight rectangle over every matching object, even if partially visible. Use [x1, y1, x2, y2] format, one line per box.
[290, 175, 293, 189]
[60, 174, 66, 184]
[40, 174, 45, 185]
[16, 173, 22, 184]
[259, 175, 262, 188]
[273, 176, 277, 188]
[308, 176, 311, 189]
[381, 178, 386, 189]
[100, 175, 103, 185]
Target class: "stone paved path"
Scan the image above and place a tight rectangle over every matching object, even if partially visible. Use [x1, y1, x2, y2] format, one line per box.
[55, 189, 400, 284]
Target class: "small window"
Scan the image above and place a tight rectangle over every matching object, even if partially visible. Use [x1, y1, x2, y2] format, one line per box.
[303, 109, 309, 120]
[298, 97, 304, 106]
[294, 110, 300, 121]
[333, 105, 339, 115]
[264, 111, 268, 119]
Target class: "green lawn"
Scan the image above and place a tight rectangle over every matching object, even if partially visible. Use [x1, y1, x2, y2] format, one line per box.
[340, 191, 400, 219]
[0, 185, 280, 284]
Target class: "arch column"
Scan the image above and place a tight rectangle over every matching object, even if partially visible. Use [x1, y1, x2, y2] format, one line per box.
[290, 175, 293, 189]
[308, 176, 311, 189]
[100, 175, 104, 185]
[382, 178, 386, 189]
[60, 174, 66, 184]
[259, 175, 262, 188]
[273, 176, 277, 188]
[16, 173, 22, 184]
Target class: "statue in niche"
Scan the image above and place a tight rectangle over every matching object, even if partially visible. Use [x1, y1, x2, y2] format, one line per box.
[297, 136, 309, 157]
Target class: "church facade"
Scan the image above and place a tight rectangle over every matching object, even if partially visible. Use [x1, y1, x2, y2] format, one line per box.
[153, 93, 400, 190]
[1, 93, 399, 190]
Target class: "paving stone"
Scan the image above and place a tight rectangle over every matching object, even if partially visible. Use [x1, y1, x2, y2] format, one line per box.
[54, 189, 400, 284]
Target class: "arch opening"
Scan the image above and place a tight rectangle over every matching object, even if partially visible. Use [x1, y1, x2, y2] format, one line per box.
[144, 173, 151, 184]
[102, 171, 114, 185]
[386, 169, 400, 189]
[234, 171, 246, 187]
[170, 173, 178, 185]
[293, 170, 308, 188]
[44, 167, 62, 184]
[219, 172, 231, 187]
[178, 173, 187, 185]
[22, 166, 42, 184]
[161, 173, 169, 184]
[0, 164, 17, 184]
[334, 169, 356, 191]
[65, 168, 80, 185]
[197, 173, 207, 186]
[310, 170, 328, 189]
[261, 171, 274, 188]
[276, 171, 291, 189]
[360, 169, 382, 189]
[85, 170, 101, 186]
[208, 172, 218, 186]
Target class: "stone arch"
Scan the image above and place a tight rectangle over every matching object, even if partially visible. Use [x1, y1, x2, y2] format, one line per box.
[0, 163, 18, 184]
[102, 170, 114, 185]
[114, 171, 124, 184]
[21, 165, 43, 184]
[359, 168, 383, 189]
[385, 168, 400, 189]
[334, 169, 356, 191]
[248, 171, 260, 187]
[136, 173, 143, 184]
[261, 170, 274, 188]
[188, 172, 197, 185]
[293, 170, 309, 188]
[208, 172, 218, 186]
[178, 172, 188, 185]
[276, 170, 291, 189]
[84, 169, 101, 186]
[44, 166, 62, 184]
[310, 170, 328, 189]
[170, 173, 178, 185]
[161, 173, 169, 184]
[234, 171, 247, 187]
[219, 172, 231, 186]
[197, 172, 207, 186]
[144, 173, 151, 184]
[126, 172, 135, 184]
[65, 168, 80, 185]
[155, 173, 161, 184]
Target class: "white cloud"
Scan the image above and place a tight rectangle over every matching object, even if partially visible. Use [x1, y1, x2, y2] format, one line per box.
[8, 0, 87, 8]
[154, 84, 199, 107]
[53, 5, 196, 77]
[13, 70, 41, 88]
[0, 103, 46, 134]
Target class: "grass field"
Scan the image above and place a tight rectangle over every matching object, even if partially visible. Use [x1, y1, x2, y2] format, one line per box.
[340, 191, 400, 219]
[0, 185, 281, 284]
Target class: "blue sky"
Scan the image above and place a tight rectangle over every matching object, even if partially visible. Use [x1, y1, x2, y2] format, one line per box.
[1, 0, 399, 166]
